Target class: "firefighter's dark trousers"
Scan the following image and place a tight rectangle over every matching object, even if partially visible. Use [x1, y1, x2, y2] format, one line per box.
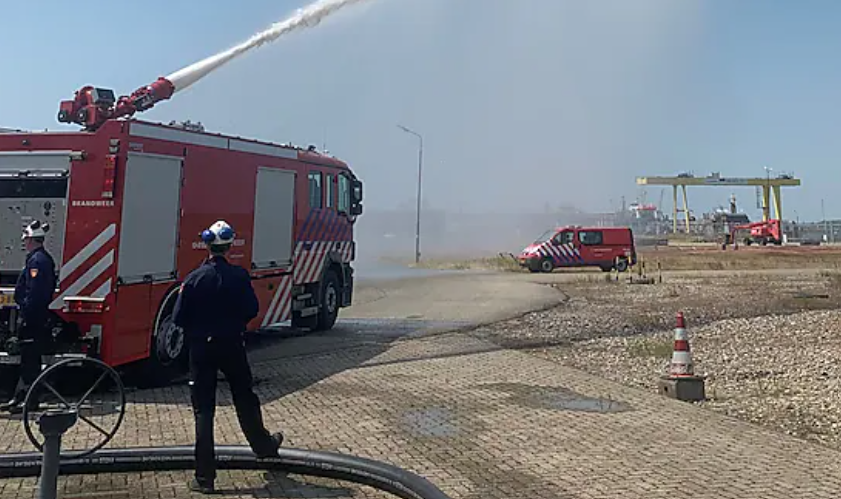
[14, 319, 48, 404]
[188, 335, 277, 484]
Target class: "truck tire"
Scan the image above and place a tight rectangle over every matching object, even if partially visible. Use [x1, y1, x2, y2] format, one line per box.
[314, 269, 341, 331]
[615, 258, 629, 273]
[539, 259, 554, 273]
[136, 293, 188, 387]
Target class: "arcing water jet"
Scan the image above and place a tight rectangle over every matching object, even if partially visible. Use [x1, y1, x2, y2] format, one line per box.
[167, 0, 369, 93]
[57, 0, 374, 131]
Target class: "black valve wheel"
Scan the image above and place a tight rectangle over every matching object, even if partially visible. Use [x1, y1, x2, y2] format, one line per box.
[22, 357, 126, 459]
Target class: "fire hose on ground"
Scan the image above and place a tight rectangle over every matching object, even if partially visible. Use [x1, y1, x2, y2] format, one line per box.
[0, 358, 451, 499]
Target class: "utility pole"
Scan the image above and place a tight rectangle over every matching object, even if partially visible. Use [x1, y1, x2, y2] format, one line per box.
[823, 198, 828, 243]
[397, 124, 424, 264]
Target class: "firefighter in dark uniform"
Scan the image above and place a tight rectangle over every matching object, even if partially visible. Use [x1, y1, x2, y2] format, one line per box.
[173, 220, 283, 494]
[0, 220, 56, 414]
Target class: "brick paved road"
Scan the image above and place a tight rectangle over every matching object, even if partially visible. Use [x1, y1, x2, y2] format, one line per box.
[2, 314, 841, 497]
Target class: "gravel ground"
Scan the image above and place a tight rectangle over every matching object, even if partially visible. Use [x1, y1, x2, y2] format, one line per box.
[470, 270, 841, 449]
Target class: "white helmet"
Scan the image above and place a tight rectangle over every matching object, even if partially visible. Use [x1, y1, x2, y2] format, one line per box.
[22, 220, 49, 240]
[200, 220, 235, 247]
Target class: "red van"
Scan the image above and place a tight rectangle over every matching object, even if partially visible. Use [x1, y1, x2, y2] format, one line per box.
[518, 226, 637, 273]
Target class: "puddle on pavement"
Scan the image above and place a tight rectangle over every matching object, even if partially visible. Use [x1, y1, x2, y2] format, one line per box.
[402, 407, 460, 437]
[539, 394, 630, 413]
[478, 382, 632, 414]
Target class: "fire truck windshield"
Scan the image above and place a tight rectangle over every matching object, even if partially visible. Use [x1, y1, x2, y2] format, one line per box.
[534, 229, 555, 243]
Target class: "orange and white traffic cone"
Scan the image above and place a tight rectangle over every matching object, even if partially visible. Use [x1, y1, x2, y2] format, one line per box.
[668, 312, 694, 377]
[658, 311, 705, 401]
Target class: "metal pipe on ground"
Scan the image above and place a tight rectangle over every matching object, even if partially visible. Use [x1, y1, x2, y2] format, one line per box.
[0, 446, 452, 499]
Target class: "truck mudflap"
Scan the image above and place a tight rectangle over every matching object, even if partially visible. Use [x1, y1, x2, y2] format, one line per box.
[341, 265, 354, 307]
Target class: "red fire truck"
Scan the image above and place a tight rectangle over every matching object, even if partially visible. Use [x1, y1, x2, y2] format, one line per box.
[0, 118, 363, 384]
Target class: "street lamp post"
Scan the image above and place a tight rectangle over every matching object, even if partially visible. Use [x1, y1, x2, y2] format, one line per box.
[822, 198, 829, 243]
[397, 124, 424, 264]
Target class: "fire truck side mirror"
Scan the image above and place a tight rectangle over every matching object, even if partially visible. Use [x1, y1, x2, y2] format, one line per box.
[350, 180, 363, 215]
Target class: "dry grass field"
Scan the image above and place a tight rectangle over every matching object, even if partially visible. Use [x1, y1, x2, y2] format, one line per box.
[392, 244, 841, 273]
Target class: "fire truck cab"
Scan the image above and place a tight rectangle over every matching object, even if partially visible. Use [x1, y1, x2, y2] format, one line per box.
[518, 226, 636, 273]
[0, 119, 363, 385]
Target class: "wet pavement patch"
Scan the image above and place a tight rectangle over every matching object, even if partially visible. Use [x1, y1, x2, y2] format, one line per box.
[402, 406, 460, 437]
[477, 382, 632, 414]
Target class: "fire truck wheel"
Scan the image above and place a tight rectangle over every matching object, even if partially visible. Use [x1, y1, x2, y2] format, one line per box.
[155, 313, 186, 368]
[137, 297, 188, 387]
[539, 259, 554, 273]
[314, 269, 341, 331]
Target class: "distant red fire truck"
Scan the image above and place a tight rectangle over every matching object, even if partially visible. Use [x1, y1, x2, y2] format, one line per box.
[0, 118, 363, 384]
[518, 226, 636, 273]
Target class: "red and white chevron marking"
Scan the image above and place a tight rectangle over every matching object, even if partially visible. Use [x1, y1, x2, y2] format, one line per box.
[294, 241, 354, 285]
[536, 242, 580, 261]
[259, 240, 354, 327]
[49, 224, 117, 310]
[260, 274, 293, 327]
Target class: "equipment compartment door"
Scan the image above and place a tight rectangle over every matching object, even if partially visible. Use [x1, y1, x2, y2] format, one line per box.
[117, 153, 183, 283]
[252, 167, 295, 269]
[0, 151, 71, 278]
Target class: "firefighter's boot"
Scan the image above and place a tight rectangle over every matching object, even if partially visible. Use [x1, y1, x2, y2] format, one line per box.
[6, 394, 39, 415]
[188, 478, 216, 495]
[0, 396, 21, 412]
[255, 432, 284, 459]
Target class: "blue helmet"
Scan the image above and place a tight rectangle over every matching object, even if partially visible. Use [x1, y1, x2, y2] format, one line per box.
[201, 220, 235, 247]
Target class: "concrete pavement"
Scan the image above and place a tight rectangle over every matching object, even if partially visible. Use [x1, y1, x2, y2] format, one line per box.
[1, 271, 840, 498]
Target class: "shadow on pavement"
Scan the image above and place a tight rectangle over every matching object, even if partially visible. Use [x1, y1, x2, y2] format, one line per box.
[216, 471, 356, 498]
[122, 318, 469, 408]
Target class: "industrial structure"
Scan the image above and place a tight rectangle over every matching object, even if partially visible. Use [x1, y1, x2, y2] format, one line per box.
[636, 172, 801, 233]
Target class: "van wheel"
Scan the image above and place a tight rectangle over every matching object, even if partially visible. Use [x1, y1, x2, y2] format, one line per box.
[539, 259, 554, 273]
[136, 294, 188, 387]
[313, 269, 340, 331]
[615, 258, 629, 273]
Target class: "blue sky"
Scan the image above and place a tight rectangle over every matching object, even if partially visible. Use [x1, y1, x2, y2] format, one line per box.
[1, 0, 840, 221]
